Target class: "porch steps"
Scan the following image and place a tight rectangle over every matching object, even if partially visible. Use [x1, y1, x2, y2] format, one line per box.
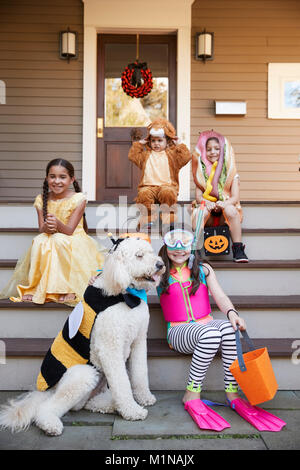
[0, 228, 300, 262]
[0, 294, 299, 390]
[1, 295, 299, 339]
[0, 257, 300, 296]
[1, 200, 300, 230]
[1, 258, 299, 296]
[0, 201, 299, 391]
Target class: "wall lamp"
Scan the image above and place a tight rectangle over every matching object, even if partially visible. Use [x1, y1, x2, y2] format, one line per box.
[59, 29, 78, 61]
[196, 31, 214, 62]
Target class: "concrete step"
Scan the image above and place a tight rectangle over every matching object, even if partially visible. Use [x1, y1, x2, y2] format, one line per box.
[1, 259, 300, 296]
[148, 350, 300, 391]
[0, 390, 299, 450]
[1, 200, 299, 393]
[0, 227, 299, 260]
[0, 294, 299, 390]
[1, 200, 300, 230]
[0, 229, 106, 260]
[151, 230, 299, 261]
[208, 260, 300, 295]
[0, 295, 299, 339]
[0, 337, 298, 391]
[1, 390, 299, 450]
[149, 259, 300, 296]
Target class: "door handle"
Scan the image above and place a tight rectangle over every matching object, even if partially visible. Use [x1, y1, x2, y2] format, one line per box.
[97, 118, 103, 138]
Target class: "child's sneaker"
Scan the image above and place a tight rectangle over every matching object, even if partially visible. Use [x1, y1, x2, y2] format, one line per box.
[232, 243, 248, 263]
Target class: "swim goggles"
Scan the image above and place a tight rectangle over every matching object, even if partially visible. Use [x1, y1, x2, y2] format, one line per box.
[163, 229, 194, 251]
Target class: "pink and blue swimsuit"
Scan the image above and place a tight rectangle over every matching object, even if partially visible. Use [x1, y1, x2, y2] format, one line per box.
[157, 264, 239, 393]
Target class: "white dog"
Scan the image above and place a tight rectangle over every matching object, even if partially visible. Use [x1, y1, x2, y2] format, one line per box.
[0, 237, 165, 436]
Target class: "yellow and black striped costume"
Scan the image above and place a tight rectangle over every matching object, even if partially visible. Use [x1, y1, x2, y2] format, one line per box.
[36, 285, 142, 391]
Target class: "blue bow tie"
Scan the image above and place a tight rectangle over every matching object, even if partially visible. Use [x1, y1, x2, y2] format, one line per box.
[126, 287, 147, 304]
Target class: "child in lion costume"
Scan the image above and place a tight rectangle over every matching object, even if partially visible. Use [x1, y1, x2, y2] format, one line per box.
[129, 118, 191, 230]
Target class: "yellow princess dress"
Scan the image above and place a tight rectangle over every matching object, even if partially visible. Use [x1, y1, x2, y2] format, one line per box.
[0, 192, 105, 305]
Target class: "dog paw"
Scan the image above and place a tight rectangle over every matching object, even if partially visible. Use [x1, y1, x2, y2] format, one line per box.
[135, 392, 156, 407]
[119, 404, 148, 421]
[45, 425, 63, 437]
[35, 414, 63, 436]
[85, 393, 115, 414]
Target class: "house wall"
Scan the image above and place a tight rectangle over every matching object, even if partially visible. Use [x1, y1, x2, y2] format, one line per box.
[0, 0, 83, 199]
[191, 0, 300, 201]
[0, 0, 299, 202]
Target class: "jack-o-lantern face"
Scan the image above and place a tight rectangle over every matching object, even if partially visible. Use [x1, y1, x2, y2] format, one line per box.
[204, 235, 229, 254]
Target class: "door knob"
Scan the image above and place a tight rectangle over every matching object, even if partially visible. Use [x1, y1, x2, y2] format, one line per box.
[97, 118, 103, 138]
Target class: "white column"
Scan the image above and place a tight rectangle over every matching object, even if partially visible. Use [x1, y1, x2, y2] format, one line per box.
[82, 25, 97, 201]
[177, 26, 191, 201]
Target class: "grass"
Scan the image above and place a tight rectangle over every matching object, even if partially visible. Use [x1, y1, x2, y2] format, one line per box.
[111, 433, 260, 440]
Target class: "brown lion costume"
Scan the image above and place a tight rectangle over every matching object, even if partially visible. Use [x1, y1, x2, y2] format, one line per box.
[128, 118, 191, 226]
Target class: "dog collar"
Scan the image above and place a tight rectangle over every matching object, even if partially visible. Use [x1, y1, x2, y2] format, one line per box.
[126, 287, 147, 304]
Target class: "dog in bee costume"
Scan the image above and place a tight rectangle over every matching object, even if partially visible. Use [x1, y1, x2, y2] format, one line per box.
[0, 237, 165, 436]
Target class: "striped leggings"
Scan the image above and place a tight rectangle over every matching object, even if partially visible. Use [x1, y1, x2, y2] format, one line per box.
[167, 319, 238, 392]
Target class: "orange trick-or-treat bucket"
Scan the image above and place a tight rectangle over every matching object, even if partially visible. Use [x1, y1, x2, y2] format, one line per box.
[230, 329, 278, 405]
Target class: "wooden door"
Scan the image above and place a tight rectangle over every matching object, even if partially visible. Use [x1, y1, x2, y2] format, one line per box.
[96, 34, 177, 202]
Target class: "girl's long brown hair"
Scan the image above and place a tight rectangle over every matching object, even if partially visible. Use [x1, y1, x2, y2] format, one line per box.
[42, 158, 88, 233]
[158, 245, 207, 295]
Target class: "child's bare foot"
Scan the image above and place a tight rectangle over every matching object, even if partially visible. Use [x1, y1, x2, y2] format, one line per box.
[58, 293, 76, 302]
[65, 293, 76, 302]
[88, 275, 97, 286]
[226, 391, 240, 402]
[22, 295, 33, 302]
[182, 390, 201, 405]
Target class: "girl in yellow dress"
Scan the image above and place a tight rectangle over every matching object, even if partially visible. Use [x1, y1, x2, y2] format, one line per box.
[0, 159, 105, 305]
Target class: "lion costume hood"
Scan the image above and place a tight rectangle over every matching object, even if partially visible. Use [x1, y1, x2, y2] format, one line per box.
[146, 118, 176, 143]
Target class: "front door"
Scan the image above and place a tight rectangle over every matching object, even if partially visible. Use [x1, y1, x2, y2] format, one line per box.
[96, 34, 177, 202]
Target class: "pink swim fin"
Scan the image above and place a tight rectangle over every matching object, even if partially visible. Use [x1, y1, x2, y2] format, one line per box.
[229, 398, 286, 432]
[184, 399, 231, 432]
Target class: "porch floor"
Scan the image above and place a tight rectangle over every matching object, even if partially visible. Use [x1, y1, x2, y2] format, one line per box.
[0, 390, 299, 451]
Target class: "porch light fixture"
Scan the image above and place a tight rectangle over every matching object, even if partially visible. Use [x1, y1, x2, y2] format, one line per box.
[196, 31, 214, 62]
[59, 29, 78, 61]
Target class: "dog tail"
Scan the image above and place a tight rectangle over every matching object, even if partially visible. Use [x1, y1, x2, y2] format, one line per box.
[0, 390, 47, 433]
